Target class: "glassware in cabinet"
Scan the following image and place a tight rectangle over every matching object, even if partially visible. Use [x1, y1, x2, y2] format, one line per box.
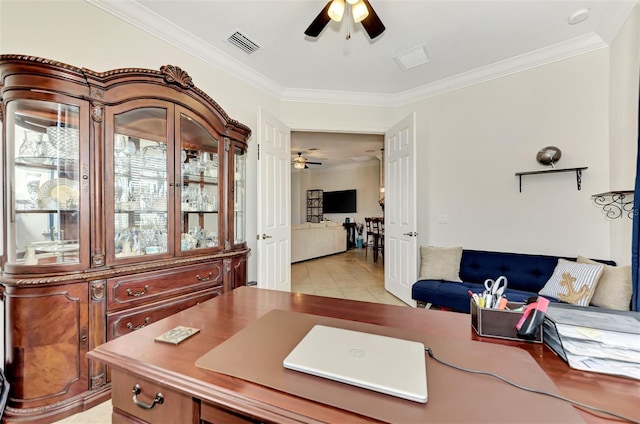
[178, 113, 222, 253]
[233, 144, 247, 246]
[110, 106, 170, 261]
[5, 98, 87, 270]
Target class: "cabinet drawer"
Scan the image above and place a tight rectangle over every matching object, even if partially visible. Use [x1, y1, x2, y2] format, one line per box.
[107, 288, 221, 340]
[111, 369, 195, 424]
[108, 262, 223, 311]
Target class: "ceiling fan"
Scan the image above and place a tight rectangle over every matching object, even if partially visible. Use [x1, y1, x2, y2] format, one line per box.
[292, 152, 322, 169]
[304, 0, 386, 40]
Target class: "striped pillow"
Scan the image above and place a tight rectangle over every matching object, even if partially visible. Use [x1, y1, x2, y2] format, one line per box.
[539, 259, 604, 306]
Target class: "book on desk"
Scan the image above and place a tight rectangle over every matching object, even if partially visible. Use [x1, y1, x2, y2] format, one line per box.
[543, 303, 640, 380]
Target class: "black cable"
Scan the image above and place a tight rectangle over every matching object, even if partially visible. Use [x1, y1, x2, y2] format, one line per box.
[425, 347, 640, 424]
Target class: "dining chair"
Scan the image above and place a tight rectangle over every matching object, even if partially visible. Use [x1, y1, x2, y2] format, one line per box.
[372, 218, 384, 262]
[364, 217, 375, 257]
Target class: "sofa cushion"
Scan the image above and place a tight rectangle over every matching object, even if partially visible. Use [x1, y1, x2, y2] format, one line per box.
[292, 223, 310, 230]
[460, 250, 561, 293]
[309, 222, 326, 228]
[577, 256, 632, 311]
[419, 246, 463, 282]
[539, 259, 604, 307]
[411, 280, 556, 313]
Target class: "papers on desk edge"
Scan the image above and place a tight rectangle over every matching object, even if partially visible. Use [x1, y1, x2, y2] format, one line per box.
[543, 303, 640, 380]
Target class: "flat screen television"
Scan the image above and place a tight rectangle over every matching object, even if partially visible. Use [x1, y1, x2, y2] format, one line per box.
[323, 189, 357, 213]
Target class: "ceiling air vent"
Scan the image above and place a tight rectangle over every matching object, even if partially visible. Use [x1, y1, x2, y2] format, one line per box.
[227, 31, 261, 55]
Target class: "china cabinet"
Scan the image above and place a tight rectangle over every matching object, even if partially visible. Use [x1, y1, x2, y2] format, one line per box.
[0, 55, 251, 423]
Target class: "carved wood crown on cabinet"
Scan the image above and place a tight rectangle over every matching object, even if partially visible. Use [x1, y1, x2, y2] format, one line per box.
[0, 55, 251, 423]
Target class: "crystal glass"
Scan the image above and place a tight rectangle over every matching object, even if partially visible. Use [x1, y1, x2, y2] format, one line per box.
[113, 107, 168, 258]
[6, 99, 81, 266]
[179, 113, 220, 252]
[234, 146, 246, 245]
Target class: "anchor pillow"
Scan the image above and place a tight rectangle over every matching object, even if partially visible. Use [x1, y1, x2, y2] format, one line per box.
[539, 259, 604, 307]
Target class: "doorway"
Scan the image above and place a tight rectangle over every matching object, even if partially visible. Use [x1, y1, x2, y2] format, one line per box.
[257, 112, 417, 306]
[290, 131, 384, 226]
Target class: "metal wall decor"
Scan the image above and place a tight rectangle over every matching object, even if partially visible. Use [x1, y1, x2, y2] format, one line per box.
[591, 191, 635, 219]
[536, 146, 562, 167]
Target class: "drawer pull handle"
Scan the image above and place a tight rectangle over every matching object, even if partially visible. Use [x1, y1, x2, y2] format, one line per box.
[126, 285, 149, 297]
[126, 317, 150, 331]
[196, 272, 213, 282]
[132, 384, 164, 410]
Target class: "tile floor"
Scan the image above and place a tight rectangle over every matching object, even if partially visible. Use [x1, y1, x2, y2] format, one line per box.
[54, 247, 405, 423]
[290, 248, 406, 306]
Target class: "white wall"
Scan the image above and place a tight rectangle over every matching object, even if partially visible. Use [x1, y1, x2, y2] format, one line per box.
[608, 4, 640, 264]
[401, 49, 615, 260]
[291, 171, 302, 225]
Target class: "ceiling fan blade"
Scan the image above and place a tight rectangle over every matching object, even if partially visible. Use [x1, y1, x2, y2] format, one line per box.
[304, 1, 332, 37]
[360, 0, 385, 39]
[306, 161, 322, 165]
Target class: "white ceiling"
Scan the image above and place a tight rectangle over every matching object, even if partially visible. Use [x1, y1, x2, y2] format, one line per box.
[87, 0, 636, 167]
[291, 131, 384, 169]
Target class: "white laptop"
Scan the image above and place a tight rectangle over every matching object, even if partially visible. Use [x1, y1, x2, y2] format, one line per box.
[283, 325, 428, 403]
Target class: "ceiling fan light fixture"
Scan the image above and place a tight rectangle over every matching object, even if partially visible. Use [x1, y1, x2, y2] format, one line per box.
[328, 0, 345, 22]
[352, 0, 369, 23]
[293, 161, 305, 169]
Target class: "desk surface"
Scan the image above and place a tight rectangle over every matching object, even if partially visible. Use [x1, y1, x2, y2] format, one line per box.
[88, 287, 640, 423]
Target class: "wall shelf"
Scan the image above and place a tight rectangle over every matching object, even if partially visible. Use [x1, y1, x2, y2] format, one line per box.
[306, 189, 323, 223]
[591, 190, 635, 219]
[515, 167, 587, 192]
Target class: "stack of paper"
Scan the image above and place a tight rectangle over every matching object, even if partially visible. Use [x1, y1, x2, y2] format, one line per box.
[543, 303, 640, 380]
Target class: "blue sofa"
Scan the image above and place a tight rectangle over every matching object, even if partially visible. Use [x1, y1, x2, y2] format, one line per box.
[412, 249, 616, 313]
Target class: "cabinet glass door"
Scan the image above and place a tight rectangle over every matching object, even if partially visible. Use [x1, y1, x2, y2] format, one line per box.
[178, 113, 221, 253]
[233, 145, 246, 245]
[112, 107, 169, 260]
[6, 99, 84, 268]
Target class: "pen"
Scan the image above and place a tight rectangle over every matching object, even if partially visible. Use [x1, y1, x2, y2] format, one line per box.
[485, 293, 494, 308]
[468, 290, 481, 306]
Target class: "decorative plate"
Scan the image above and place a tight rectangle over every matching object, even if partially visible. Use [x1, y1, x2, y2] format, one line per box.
[37, 178, 79, 209]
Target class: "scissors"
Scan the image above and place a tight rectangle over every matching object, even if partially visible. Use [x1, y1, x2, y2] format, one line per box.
[484, 276, 508, 308]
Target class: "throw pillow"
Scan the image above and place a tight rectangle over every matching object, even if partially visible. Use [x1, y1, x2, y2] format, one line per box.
[419, 246, 463, 282]
[577, 256, 632, 311]
[539, 259, 604, 307]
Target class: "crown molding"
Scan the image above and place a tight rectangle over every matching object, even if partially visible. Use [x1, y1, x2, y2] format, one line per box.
[284, 33, 607, 107]
[390, 33, 608, 107]
[87, 0, 612, 109]
[86, 0, 284, 99]
[597, 0, 638, 44]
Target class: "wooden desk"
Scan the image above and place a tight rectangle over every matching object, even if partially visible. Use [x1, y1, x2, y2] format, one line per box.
[88, 287, 640, 423]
